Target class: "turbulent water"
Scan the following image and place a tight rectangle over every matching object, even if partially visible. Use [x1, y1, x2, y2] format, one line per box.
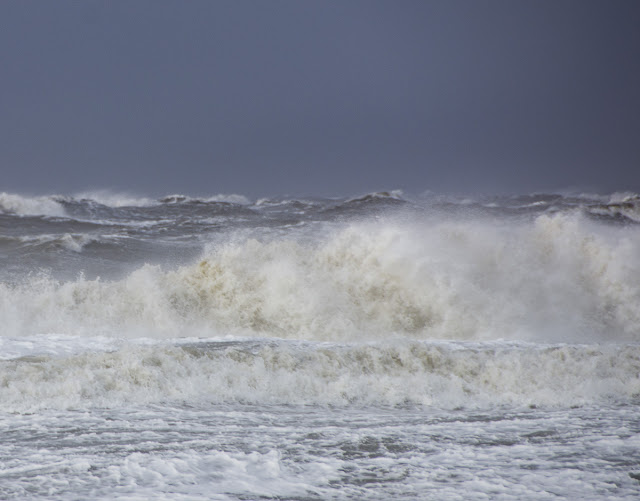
[1, 189, 639, 500]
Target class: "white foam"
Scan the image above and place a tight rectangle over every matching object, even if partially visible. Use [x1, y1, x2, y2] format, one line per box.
[107, 449, 323, 500]
[0, 192, 67, 217]
[0, 334, 122, 360]
[344, 189, 405, 202]
[73, 190, 156, 207]
[17, 233, 98, 252]
[1, 212, 639, 343]
[609, 191, 640, 204]
[161, 193, 251, 205]
[202, 193, 251, 204]
[0, 339, 637, 412]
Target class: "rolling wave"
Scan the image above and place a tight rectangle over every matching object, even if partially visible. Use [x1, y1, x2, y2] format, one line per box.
[1, 211, 639, 343]
[1, 339, 637, 412]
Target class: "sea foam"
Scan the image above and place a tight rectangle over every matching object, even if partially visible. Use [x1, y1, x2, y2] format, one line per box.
[1, 211, 639, 343]
[0, 192, 67, 217]
[0, 339, 638, 412]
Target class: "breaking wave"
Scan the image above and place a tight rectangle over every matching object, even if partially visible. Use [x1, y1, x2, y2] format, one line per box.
[0, 191, 252, 218]
[1, 339, 638, 412]
[1, 211, 639, 343]
[0, 192, 67, 218]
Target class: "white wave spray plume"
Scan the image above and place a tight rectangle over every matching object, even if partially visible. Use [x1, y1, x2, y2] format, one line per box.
[1, 211, 638, 343]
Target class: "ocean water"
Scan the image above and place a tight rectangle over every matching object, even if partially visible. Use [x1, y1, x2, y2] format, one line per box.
[1, 190, 639, 500]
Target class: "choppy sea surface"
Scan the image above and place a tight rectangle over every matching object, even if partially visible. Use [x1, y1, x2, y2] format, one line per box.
[1, 189, 639, 500]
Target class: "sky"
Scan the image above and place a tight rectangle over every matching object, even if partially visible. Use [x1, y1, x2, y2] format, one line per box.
[1, 0, 639, 198]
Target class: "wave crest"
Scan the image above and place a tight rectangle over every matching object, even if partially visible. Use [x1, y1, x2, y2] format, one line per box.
[1, 212, 639, 342]
[0, 192, 67, 217]
[1, 340, 638, 412]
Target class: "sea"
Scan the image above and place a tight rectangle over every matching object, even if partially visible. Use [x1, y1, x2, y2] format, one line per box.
[0, 189, 639, 500]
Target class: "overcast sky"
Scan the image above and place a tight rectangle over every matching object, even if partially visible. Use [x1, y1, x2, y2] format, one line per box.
[1, 0, 639, 197]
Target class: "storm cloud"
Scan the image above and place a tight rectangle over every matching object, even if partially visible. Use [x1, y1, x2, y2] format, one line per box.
[1, 0, 639, 197]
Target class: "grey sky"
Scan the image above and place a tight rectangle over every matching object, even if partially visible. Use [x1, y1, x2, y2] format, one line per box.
[1, 0, 639, 197]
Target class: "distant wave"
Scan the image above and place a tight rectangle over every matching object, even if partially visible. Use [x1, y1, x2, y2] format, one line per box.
[0, 191, 253, 218]
[322, 190, 408, 214]
[2, 189, 639, 223]
[0, 192, 67, 217]
[13, 233, 100, 253]
[343, 190, 405, 203]
[595, 192, 640, 222]
[159, 193, 251, 205]
[71, 190, 157, 208]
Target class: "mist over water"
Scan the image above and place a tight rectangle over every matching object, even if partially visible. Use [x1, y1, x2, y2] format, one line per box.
[1, 190, 640, 499]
